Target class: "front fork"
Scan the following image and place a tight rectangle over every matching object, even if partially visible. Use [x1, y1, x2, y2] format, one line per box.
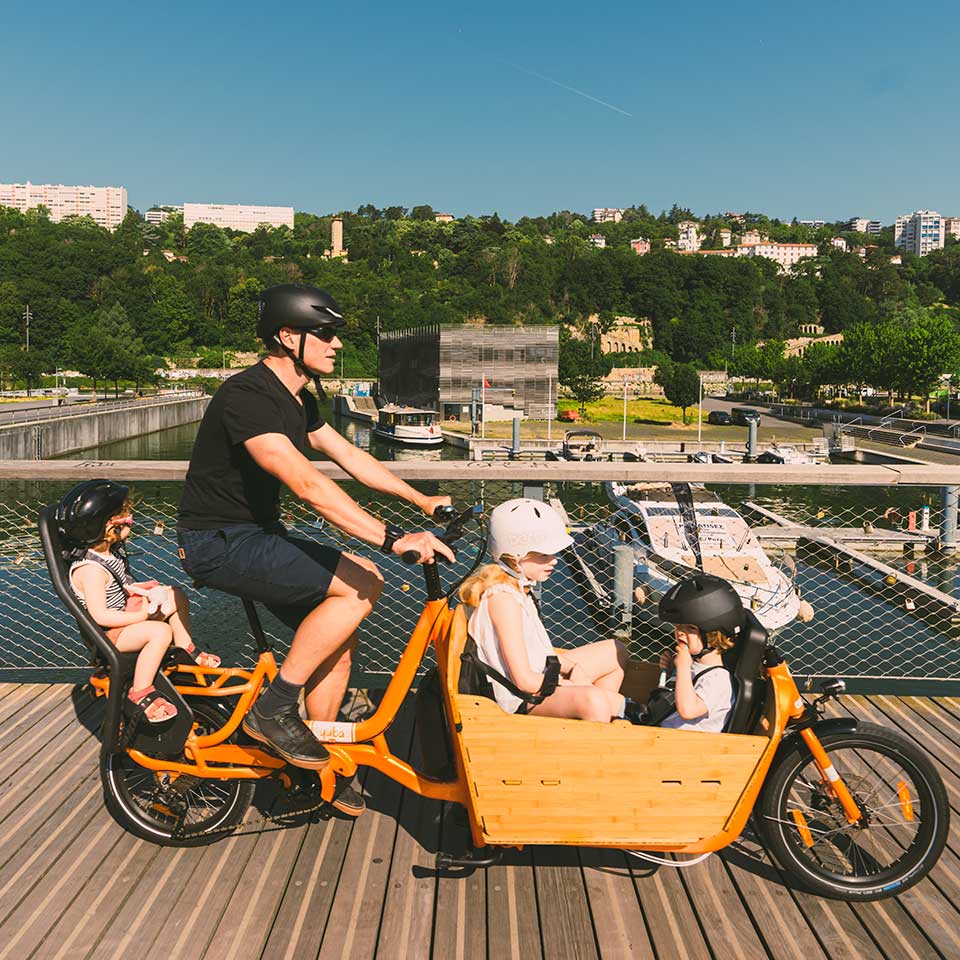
[772, 663, 864, 826]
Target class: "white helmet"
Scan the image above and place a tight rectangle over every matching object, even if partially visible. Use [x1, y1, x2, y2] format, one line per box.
[487, 499, 573, 561]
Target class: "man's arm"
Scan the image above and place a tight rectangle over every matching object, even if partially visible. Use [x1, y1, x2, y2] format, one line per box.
[244, 432, 453, 562]
[308, 422, 450, 518]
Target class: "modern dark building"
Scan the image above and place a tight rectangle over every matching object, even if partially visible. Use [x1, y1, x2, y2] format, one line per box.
[378, 325, 558, 421]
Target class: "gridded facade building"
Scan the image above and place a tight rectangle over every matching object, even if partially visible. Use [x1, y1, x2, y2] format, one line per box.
[378, 325, 559, 421]
[0, 182, 127, 230]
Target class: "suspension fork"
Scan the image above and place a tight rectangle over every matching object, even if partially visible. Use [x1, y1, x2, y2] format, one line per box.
[798, 727, 863, 825]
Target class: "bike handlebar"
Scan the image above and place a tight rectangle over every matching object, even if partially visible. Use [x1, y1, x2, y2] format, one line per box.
[399, 503, 482, 566]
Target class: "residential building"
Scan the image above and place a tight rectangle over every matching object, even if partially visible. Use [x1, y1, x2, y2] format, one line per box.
[740, 229, 766, 245]
[894, 210, 944, 257]
[182, 202, 294, 233]
[145, 205, 183, 224]
[663, 238, 678, 250]
[679, 248, 737, 258]
[677, 220, 701, 252]
[0, 181, 128, 230]
[830, 237, 848, 251]
[799, 219, 826, 228]
[592, 207, 624, 223]
[630, 237, 651, 256]
[845, 217, 882, 235]
[378, 325, 558, 421]
[588, 233, 607, 249]
[434, 212, 455, 223]
[943, 217, 960, 239]
[719, 228, 732, 247]
[738, 241, 818, 272]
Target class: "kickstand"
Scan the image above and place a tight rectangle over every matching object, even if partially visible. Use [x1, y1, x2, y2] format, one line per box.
[435, 846, 503, 871]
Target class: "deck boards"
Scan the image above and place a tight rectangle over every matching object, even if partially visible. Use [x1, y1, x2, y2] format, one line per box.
[0, 686, 958, 959]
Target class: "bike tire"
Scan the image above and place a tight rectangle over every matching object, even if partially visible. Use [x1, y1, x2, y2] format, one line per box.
[756, 722, 949, 901]
[101, 697, 255, 847]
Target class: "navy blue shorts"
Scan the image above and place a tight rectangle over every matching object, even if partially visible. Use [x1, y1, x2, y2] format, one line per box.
[176, 523, 342, 630]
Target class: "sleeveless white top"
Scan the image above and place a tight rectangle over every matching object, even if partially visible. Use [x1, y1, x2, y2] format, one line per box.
[466, 582, 555, 714]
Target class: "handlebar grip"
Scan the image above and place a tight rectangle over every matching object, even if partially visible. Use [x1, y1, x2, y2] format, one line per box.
[401, 550, 422, 565]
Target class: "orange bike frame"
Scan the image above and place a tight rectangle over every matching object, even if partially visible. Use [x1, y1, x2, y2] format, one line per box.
[92, 598, 470, 806]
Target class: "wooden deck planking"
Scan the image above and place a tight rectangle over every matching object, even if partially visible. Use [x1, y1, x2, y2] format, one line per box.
[0, 688, 959, 959]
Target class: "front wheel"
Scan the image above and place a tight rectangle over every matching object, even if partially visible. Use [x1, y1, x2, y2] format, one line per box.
[756, 722, 949, 901]
[101, 698, 256, 847]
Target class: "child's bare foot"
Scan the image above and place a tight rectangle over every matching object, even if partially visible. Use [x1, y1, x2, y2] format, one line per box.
[128, 685, 178, 723]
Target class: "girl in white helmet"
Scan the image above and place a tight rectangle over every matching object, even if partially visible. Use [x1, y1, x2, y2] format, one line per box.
[459, 498, 634, 722]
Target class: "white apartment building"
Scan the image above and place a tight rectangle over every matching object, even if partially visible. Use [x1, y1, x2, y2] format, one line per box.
[183, 202, 295, 233]
[719, 228, 732, 247]
[943, 217, 960, 239]
[738, 241, 818, 272]
[677, 220, 701, 252]
[895, 210, 944, 257]
[846, 217, 882, 235]
[145, 205, 184, 224]
[799, 219, 826, 228]
[588, 233, 607, 249]
[592, 207, 624, 223]
[830, 237, 848, 251]
[0, 181, 128, 230]
[630, 237, 651, 255]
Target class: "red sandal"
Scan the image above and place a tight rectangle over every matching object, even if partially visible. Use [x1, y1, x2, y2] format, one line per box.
[128, 685, 178, 723]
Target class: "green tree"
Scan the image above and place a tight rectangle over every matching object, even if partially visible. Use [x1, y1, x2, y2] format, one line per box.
[896, 308, 960, 411]
[660, 362, 700, 423]
[558, 328, 611, 414]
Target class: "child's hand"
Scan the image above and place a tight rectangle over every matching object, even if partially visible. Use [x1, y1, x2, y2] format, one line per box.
[659, 648, 675, 671]
[674, 640, 692, 666]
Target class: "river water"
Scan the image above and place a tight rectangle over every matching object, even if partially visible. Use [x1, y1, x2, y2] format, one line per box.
[18, 412, 956, 693]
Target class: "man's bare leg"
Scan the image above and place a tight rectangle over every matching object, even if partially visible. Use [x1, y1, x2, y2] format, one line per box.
[279, 553, 383, 721]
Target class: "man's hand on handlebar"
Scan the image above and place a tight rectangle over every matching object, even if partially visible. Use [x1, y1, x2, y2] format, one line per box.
[393, 530, 455, 565]
[419, 494, 452, 519]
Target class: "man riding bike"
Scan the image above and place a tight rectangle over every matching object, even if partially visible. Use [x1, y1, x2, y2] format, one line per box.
[176, 283, 452, 814]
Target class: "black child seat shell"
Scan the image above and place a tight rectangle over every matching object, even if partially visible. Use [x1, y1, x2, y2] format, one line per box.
[37, 504, 195, 757]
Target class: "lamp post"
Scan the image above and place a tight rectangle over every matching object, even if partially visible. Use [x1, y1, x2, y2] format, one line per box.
[622, 377, 629, 441]
[697, 373, 704, 445]
[946, 374, 953, 422]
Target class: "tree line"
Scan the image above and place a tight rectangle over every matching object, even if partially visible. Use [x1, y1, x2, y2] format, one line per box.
[0, 202, 957, 391]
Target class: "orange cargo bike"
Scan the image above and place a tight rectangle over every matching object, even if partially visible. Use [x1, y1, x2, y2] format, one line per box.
[39, 503, 949, 901]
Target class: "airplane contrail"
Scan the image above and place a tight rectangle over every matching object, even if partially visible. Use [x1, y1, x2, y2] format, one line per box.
[509, 63, 633, 118]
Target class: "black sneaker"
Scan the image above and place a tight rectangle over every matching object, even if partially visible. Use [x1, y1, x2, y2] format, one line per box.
[330, 777, 366, 817]
[242, 703, 330, 770]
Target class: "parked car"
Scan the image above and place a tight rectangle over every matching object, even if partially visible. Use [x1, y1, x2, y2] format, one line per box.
[707, 410, 733, 425]
[732, 407, 762, 426]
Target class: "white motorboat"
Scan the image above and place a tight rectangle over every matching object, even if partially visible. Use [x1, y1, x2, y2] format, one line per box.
[755, 444, 820, 464]
[373, 405, 444, 446]
[587, 481, 808, 633]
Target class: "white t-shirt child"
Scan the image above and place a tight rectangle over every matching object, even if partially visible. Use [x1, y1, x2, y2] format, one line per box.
[660, 662, 734, 732]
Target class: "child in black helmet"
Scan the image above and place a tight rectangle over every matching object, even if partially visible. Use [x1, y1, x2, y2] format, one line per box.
[656, 573, 739, 733]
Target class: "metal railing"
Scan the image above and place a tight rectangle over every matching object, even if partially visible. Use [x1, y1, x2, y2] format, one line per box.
[0, 391, 206, 427]
[1, 461, 960, 693]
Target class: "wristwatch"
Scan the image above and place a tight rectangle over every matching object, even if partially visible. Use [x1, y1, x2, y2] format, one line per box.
[380, 523, 405, 554]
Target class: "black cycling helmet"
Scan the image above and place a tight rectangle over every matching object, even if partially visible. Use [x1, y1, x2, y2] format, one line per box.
[658, 573, 744, 639]
[256, 283, 345, 345]
[55, 479, 129, 550]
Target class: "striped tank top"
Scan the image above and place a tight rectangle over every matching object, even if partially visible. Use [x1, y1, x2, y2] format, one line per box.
[69, 549, 132, 611]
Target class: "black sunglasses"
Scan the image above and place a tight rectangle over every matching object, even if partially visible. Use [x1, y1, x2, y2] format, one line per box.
[304, 327, 340, 343]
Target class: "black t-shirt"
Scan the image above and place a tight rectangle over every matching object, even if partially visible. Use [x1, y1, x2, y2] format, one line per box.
[178, 362, 324, 529]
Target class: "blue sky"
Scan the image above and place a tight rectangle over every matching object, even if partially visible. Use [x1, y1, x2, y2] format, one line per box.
[1, 0, 957, 223]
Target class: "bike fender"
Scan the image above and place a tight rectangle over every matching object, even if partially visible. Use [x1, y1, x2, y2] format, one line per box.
[777, 717, 859, 761]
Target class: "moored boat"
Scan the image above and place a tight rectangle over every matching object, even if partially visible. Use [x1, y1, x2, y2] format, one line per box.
[373, 405, 444, 446]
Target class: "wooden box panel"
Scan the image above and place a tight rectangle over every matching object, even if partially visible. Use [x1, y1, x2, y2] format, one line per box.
[453, 696, 768, 848]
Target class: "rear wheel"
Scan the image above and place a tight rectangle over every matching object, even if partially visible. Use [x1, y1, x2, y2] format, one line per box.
[756, 723, 949, 900]
[101, 698, 255, 847]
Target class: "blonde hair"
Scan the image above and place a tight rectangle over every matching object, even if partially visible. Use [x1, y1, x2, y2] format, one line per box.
[704, 629, 735, 652]
[100, 495, 135, 547]
[458, 561, 523, 607]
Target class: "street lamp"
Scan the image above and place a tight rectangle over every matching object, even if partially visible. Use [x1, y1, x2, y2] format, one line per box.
[697, 373, 704, 445]
[946, 374, 952, 422]
[622, 377, 630, 441]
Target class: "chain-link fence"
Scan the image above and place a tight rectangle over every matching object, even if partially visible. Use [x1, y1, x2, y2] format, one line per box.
[2, 473, 960, 693]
